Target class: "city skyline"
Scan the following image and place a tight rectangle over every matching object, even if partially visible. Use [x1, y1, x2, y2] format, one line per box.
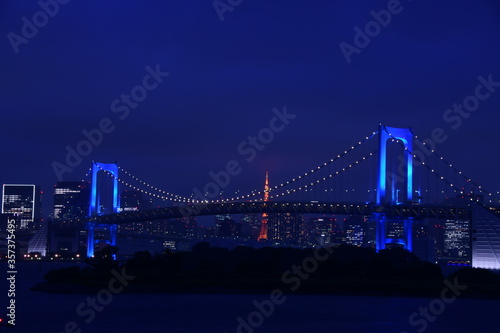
[3, 2, 500, 332]
[1, 1, 500, 216]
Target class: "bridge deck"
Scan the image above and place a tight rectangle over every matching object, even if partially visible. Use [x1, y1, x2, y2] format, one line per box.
[85, 202, 473, 225]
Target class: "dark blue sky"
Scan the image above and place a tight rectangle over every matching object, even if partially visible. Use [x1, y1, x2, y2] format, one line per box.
[1, 0, 500, 216]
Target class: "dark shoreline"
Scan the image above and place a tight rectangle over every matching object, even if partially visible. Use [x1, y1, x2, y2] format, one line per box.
[30, 244, 500, 301]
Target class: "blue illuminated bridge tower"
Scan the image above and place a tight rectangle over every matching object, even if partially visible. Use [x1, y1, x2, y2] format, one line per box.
[87, 161, 120, 257]
[375, 125, 414, 251]
[81, 124, 500, 267]
[83, 127, 417, 255]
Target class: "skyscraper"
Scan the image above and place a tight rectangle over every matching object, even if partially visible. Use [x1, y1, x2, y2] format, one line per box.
[443, 219, 471, 263]
[268, 213, 304, 245]
[216, 215, 240, 238]
[53, 181, 89, 221]
[472, 208, 500, 269]
[2, 184, 41, 229]
[309, 216, 338, 247]
[241, 214, 261, 239]
[345, 216, 364, 246]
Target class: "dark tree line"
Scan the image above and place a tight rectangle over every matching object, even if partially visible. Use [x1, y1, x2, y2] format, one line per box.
[40, 243, 500, 297]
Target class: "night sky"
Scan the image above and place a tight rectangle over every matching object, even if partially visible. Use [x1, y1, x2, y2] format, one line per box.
[1, 0, 500, 217]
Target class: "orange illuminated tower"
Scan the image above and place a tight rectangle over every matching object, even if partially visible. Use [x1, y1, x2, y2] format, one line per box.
[257, 171, 270, 241]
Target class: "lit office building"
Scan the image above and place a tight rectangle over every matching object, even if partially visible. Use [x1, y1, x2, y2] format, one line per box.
[53, 181, 89, 221]
[309, 216, 341, 247]
[444, 219, 471, 262]
[216, 216, 240, 238]
[241, 214, 261, 239]
[268, 213, 304, 245]
[412, 221, 434, 262]
[345, 216, 365, 246]
[2, 184, 41, 229]
[472, 209, 500, 269]
[178, 216, 197, 239]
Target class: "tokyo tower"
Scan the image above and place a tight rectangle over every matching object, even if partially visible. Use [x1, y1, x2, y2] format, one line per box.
[257, 171, 270, 241]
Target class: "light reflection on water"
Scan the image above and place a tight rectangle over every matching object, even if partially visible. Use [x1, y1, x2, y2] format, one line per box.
[5, 262, 500, 333]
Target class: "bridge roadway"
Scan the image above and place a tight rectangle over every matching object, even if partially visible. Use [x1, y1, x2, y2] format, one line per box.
[86, 202, 473, 225]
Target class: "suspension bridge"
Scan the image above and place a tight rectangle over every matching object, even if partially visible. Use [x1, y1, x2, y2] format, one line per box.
[76, 125, 500, 269]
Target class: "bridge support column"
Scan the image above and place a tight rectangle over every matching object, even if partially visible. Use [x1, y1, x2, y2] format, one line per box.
[404, 218, 413, 252]
[375, 213, 387, 252]
[87, 223, 95, 258]
[110, 224, 117, 247]
[87, 161, 120, 259]
[374, 214, 414, 252]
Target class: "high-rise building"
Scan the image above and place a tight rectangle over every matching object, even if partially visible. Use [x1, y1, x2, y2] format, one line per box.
[2, 184, 42, 229]
[181, 216, 198, 239]
[216, 216, 241, 238]
[443, 219, 471, 263]
[53, 181, 89, 221]
[472, 208, 500, 269]
[309, 216, 341, 247]
[345, 216, 364, 246]
[429, 220, 446, 258]
[160, 216, 198, 238]
[241, 214, 261, 239]
[268, 213, 304, 245]
[412, 220, 434, 262]
[362, 216, 376, 248]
